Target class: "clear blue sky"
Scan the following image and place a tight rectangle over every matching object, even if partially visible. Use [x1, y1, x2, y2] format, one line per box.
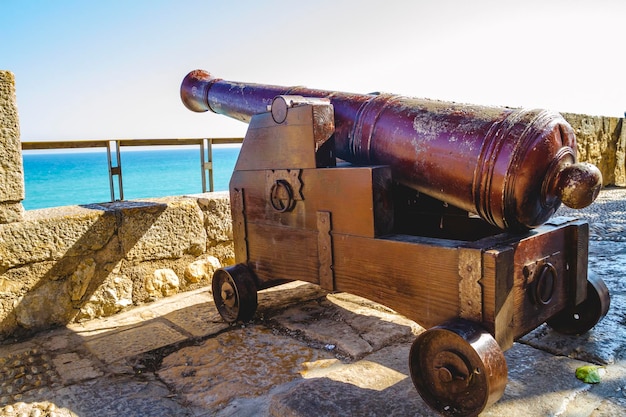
[1, 0, 624, 141]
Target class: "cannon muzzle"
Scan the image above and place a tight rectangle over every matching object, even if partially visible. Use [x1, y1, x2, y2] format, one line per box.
[181, 69, 602, 230]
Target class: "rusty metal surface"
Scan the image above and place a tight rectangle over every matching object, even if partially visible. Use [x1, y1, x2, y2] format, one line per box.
[181, 70, 602, 231]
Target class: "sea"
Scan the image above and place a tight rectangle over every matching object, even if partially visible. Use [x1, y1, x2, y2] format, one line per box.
[21, 145, 241, 210]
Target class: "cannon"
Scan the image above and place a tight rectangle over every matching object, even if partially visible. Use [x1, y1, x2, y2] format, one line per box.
[181, 70, 610, 416]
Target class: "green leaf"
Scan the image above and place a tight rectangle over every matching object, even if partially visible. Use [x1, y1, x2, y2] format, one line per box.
[575, 365, 604, 384]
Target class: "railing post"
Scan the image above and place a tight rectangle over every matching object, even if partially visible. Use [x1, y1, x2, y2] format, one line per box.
[106, 140, 124, 201]
[200, 138, 214, 192]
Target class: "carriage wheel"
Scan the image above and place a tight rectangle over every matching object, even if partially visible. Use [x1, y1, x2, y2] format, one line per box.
[546, 272, 610, 335]
[409, 319, 508, 417]
[211, 264, 258, 323]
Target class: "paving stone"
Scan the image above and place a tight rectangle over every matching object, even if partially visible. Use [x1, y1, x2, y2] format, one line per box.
[83, 321, 187, 364]
[0, 347, 60, 407]
[269, 293, 419, 359]
[53, 377, 191, 417]
[483, 343, 600, 417]
[67, 287, 213, 337]
[327, 293, 422, 349]
[556, 360, 626, 416]
[270, 299, 374, 358]
[588, 398, 626, 417]
[268, 343, 431, 416]
[162, 302, 229, 338]
[157, 325, 334, 412]
[51, 352, 103, 385]
[256, 281, 329, 313]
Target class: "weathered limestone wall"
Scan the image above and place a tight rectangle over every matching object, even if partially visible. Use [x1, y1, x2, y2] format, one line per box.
[0, 71, 25, 223]
[562, 113, 626, 187]
[0, 193, 234, 339]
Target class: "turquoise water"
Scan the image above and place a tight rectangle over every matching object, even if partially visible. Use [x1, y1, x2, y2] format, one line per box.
[22, 146, 240, 210]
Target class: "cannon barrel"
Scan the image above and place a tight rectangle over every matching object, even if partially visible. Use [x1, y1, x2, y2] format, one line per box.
[181, 69, 602, 231]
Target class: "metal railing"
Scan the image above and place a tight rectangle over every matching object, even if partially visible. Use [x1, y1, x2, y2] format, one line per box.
[21, 138, 243, 202]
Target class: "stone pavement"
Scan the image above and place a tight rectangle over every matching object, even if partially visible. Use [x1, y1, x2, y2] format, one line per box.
[0, 188, 625, 417]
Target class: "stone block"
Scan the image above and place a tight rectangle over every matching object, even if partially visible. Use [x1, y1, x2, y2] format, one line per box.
[51, 352, 103, 385]
[195, 192, 233, 244]
[157, 327, 334, 410]
[0, 71, 25, 219]
[184, 255, 221, 283]
[162, 300, 229, 338]
[0, 202, 24, 224]
[123, 255, 197, 303]
[206, 241, 235, 266]
[0, 206, 116, 270]
[13, 278, 73, 330]
[75, 273, 133, 321]
[114, 198, 206, 262]
[146, 268, 180, 297]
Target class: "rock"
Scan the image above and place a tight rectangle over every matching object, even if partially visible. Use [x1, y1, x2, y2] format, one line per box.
[206, 242, 235, 266]
[184, 256, 221, 283]
[146, 269, 180, 298]
[76, 274, 134, 321]
[196, 192, 233, 244]
[14, 279, 73, 330]
[70, 258, 96, 301]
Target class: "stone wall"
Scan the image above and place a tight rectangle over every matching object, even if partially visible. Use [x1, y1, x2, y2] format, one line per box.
[0, 71, 25, 223]
[562, 113, 626, 187]
[0, 193, 234, 339]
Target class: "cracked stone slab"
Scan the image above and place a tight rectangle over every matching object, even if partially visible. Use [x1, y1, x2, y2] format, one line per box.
[271, 299, 373, 358]
[269, 293, 419, 359]
[52, 352, 103, 385]
[327, 293, 422, 349]
[268, 343, 430, 416]
[256, 281, 330, 313]
[268, 339, 625, 417]
[157, 325, 334, 412]
[84, 321, 187, 364]
[162, 302, 229, 338]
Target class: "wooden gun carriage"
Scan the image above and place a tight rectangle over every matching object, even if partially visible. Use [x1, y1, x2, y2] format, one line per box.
[181, 70, 610, 416]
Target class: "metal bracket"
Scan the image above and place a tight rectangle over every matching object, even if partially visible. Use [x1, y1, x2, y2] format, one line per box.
[266, 169, 303, 212]
[317, 211, 334, 291]
[522, 252, 561, 306]
[232, 188, 248, 262]
[458, 247, 483, 322]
